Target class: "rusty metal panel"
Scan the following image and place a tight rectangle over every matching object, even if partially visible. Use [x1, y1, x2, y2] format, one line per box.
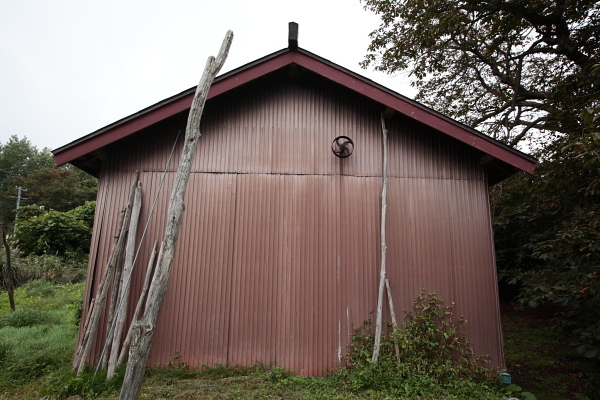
[78, 69, 505, 374]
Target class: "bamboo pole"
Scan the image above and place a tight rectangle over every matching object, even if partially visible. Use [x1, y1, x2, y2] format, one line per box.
[119, 31, 233, 400]
[74, 171, 139, 374]
[372, 113, 388, 364]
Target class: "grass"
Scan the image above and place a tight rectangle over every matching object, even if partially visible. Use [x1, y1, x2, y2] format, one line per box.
[501, 302, 600, 400]
[1, 282, 599, 399]
[0, 280, 84, 398]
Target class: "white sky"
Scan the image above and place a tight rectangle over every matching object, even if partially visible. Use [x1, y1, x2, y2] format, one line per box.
[0, 0, 414, 153]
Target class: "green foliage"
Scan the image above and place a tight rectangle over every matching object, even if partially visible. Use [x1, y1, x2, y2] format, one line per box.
[0, 282, 84, 396]
[0, 324, 77, 385]
[334, 292, 502, 399]
[42, 365, 126, 399]
[1, 251, 87, 291]
[0, 135, 97, 227]
[493, 133, 600, 360]
[361, 0, 599, 146]
[24, 279, 56, 297]
[503, 384, 537, 400]
[13, 201, 95, 259]
[14, 166, 98, 214]
[0, 135, 54, 224]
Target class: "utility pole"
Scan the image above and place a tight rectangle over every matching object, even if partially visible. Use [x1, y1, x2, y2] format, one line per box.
[13, 186, 27, 227]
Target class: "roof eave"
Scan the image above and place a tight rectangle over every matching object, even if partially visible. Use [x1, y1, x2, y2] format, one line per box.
[53, 46, 536, 178]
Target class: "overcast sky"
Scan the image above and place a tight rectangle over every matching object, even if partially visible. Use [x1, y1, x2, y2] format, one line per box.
[0, 0, 414, 153]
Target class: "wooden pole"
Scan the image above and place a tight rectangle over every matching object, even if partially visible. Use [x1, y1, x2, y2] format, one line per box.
[372, 113, 388, 363]
[108, 181, 143, 378]
[118, 31, 233, 400]
[74, 171, 139, 374]
[385, 279, 401, 365]
[117, 241, 158, 367]
[0, 207, 15, 311]
[100, 248, 125, 369]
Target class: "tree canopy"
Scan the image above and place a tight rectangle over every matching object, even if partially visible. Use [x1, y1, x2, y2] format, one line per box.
[361, 0, 599, 147]
[0, 135, 97, 224]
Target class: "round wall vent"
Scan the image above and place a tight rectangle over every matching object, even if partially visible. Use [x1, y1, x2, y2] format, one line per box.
[331, 136, 354, 158]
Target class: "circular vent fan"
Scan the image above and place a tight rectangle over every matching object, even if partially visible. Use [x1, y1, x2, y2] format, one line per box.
[331, 136, 354, 158]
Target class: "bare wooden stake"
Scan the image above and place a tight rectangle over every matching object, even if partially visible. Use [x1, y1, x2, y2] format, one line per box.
[117, 240, 158, 367]
[107, 181, 143, 378]
[74, 171, 139, 374]
[385, 279, 401, 365]
[119, 31, 233, 400]
[372, 113, 389, 364]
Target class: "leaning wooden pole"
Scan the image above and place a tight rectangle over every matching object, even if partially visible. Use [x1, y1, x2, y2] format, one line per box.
[119, 30, 233, 400]
[372, 113, 388, 363]
[117, 240, 158, 367]
[385, 279, 401, 365]
[107, 181, 143, 378]
[74, 171, 139, 374]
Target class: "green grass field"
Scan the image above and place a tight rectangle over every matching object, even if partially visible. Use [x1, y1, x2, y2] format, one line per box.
[0, 282, 598, 399]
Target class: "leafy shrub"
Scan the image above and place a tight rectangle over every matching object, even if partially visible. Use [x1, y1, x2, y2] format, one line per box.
[0, 309, 54, 328]
[13, 201, 95, 259]
[334, 292, 502, 399]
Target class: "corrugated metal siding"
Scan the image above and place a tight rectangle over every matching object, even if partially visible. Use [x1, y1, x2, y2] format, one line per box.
[79, 69, 504, 374]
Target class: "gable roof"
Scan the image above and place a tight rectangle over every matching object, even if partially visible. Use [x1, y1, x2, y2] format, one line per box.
[52, 46, 536, 182]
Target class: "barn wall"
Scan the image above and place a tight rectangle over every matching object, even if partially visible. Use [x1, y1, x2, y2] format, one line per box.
[80, 71, 504, 374]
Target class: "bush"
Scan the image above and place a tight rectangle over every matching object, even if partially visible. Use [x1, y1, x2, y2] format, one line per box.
[13, 201, 95, 259]
[334, 292, 502, 399]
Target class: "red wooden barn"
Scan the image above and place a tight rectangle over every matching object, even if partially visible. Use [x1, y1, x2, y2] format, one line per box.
[54, 24, 535, 375]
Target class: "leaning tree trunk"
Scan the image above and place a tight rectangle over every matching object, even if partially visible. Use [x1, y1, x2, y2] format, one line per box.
[119, 30, 233, 400]
[0, 206, 15, 311]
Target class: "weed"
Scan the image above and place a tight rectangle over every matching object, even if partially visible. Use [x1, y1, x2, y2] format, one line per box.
[43, 365, 126, 398]
[0, 308, 54, 327]
[0, 324, 77, 384]
[334, 291, 504, 399]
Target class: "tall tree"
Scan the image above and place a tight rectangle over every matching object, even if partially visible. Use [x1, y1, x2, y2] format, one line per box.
[14, 166, 97, 213]
[361, 0, 599, 147]
[0, 135, 97, 224]
[0, 135, 54, 222]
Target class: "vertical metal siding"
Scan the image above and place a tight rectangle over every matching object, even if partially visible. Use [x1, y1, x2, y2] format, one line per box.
[79, 70, 505, 373]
